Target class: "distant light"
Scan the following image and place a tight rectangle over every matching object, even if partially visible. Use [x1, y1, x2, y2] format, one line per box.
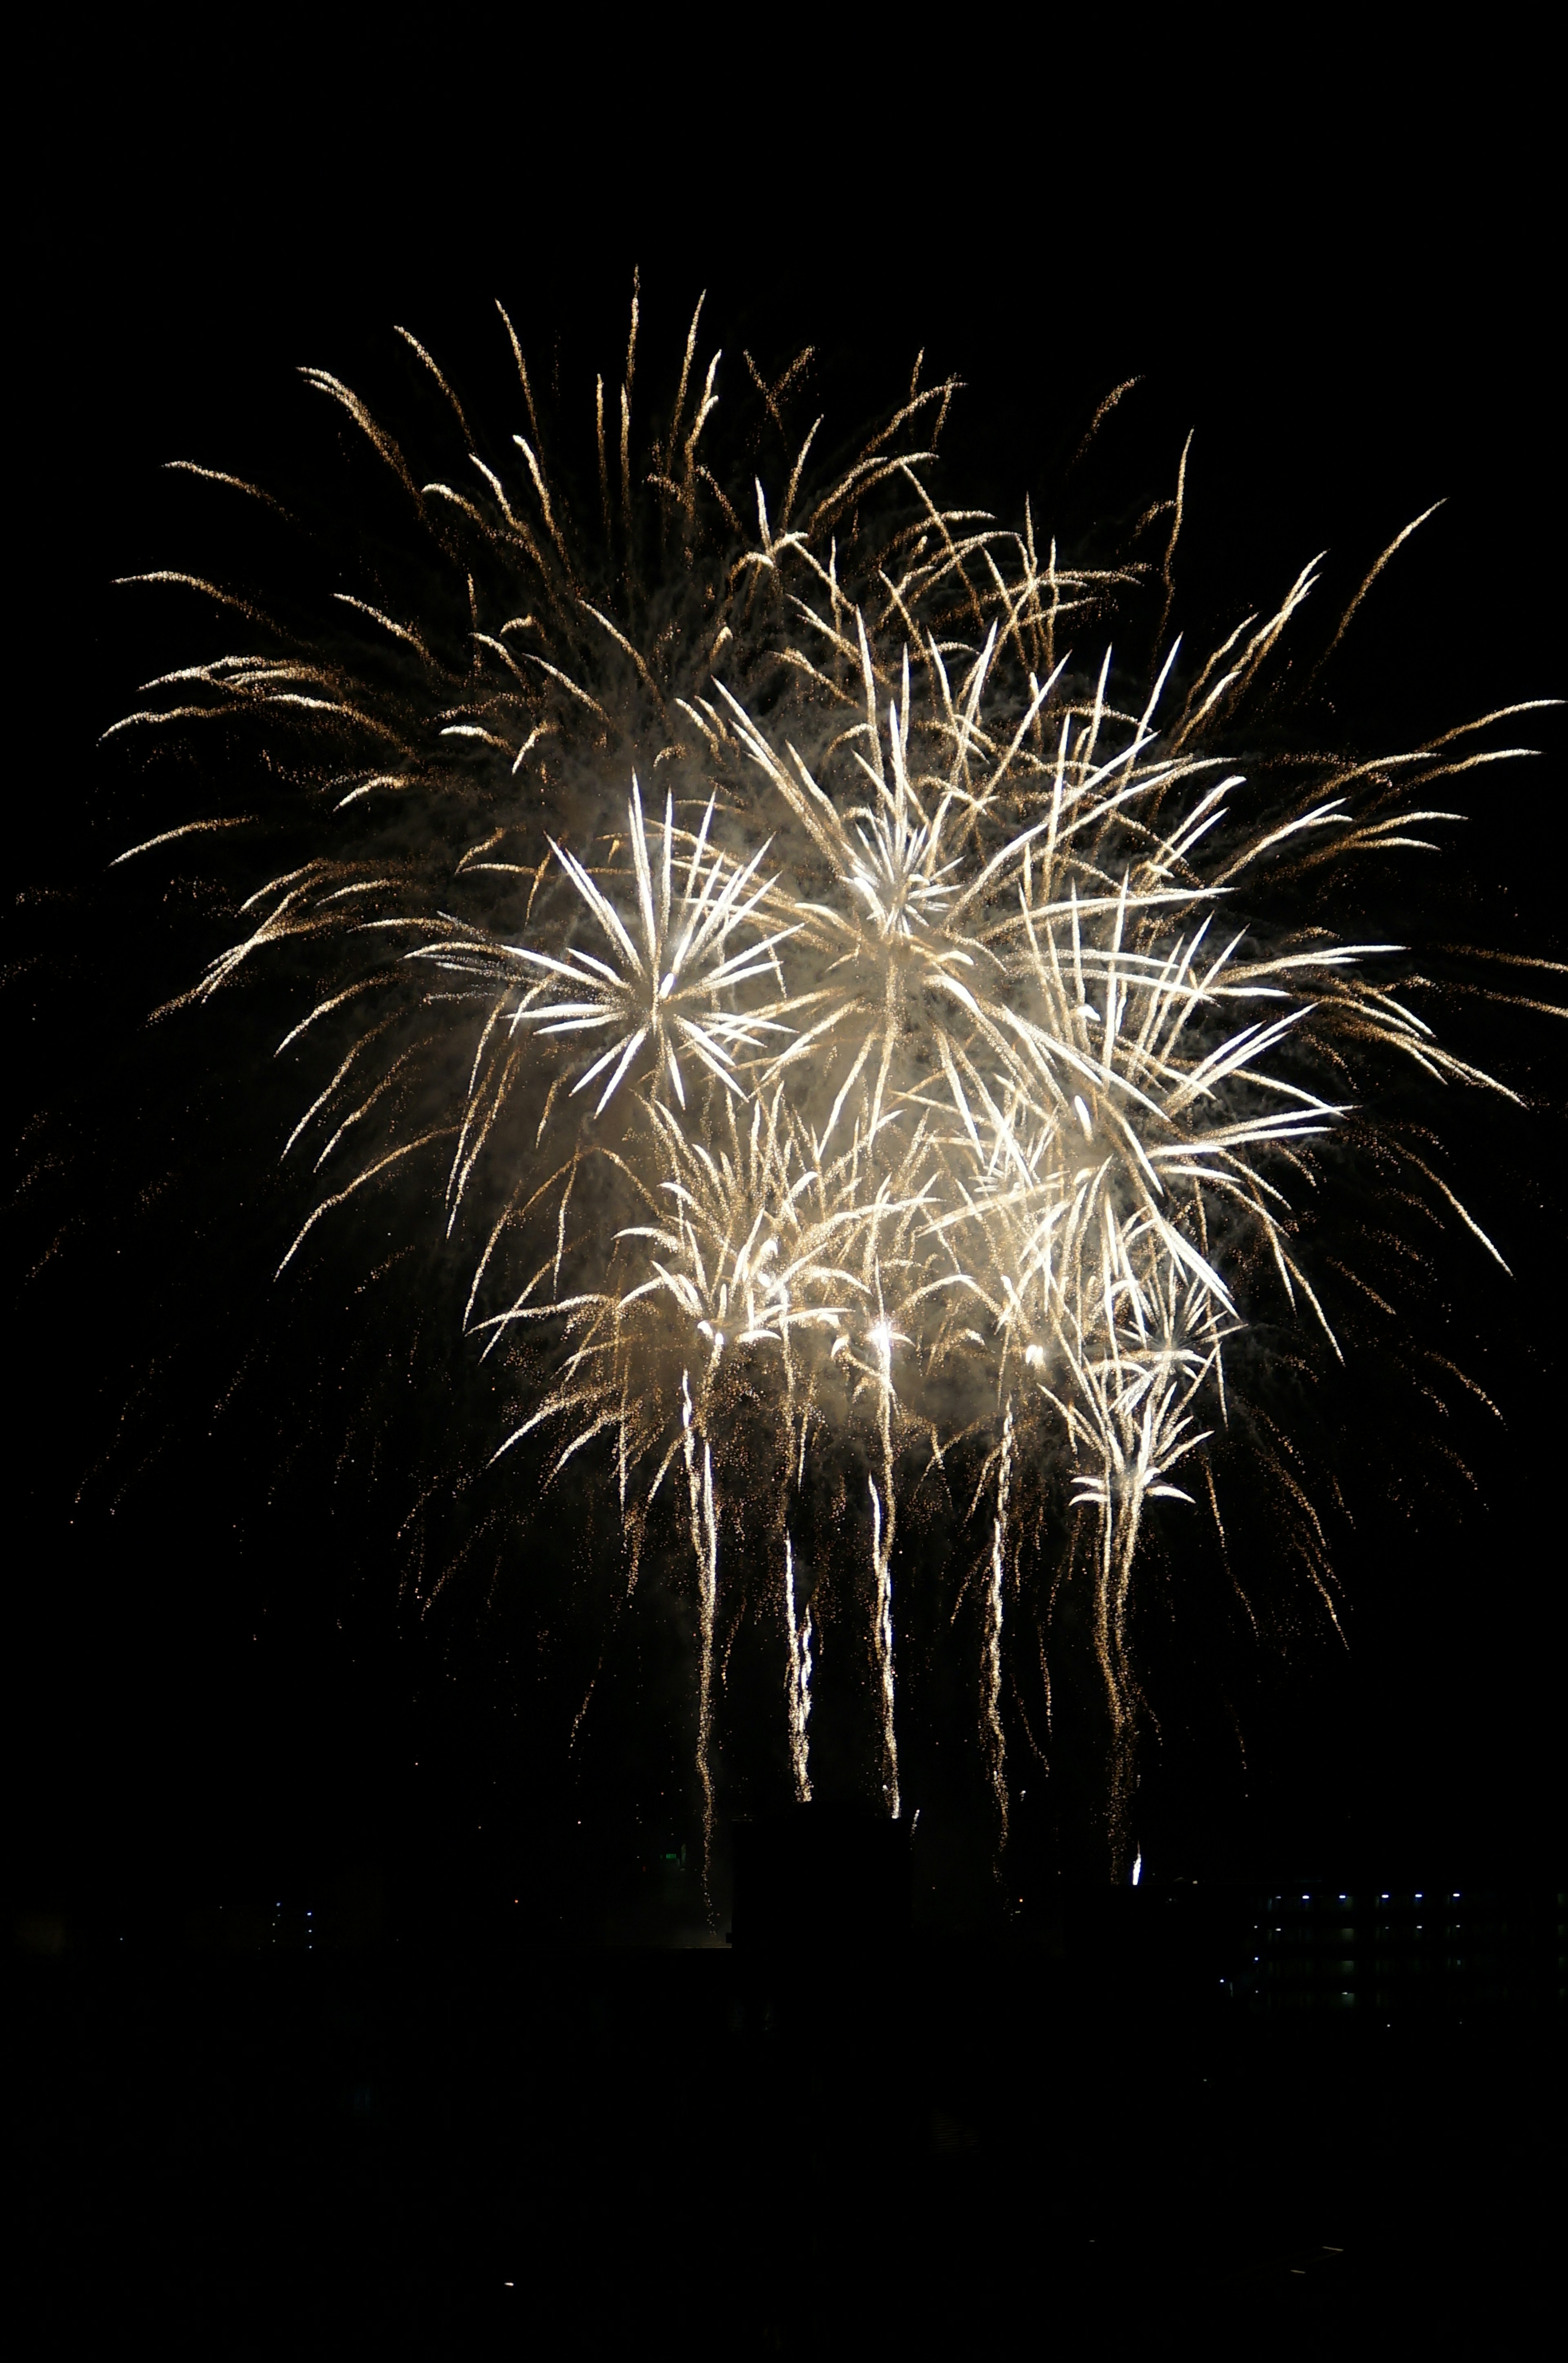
[1131, 1850, 1143, 1888]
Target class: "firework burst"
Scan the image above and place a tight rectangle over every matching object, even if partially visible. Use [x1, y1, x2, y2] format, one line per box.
[107, 285, 1558, 1894]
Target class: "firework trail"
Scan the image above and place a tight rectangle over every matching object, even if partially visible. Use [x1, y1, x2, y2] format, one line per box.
[108, 285, 1559, 1889]
[782, 1532, 813, 1805]
[984, 1397, 1014, 1845]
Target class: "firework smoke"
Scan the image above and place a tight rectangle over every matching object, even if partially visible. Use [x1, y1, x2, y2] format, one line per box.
[107, 285, 1557, 1895]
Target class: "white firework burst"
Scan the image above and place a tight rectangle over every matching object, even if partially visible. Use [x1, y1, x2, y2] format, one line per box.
[105, 288, 1556, 1891]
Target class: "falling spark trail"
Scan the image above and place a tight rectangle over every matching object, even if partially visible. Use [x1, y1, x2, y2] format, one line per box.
[783, 1532, 813, 1803]
[869, 1313, 901, 1819]
[682, 1370, 719, 1913]
[985, 1398, 1013, 1844]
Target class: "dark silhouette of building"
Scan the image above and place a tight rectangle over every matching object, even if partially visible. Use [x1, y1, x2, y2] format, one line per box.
[1245, 1884, 1566, 2018]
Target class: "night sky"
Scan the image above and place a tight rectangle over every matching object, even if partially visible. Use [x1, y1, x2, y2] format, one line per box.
[11, 115, 1564, 1942]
